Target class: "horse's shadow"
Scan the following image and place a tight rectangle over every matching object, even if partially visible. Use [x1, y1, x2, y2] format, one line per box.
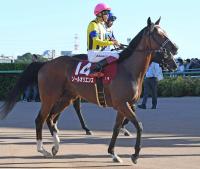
[0, 130, 200, 149]
[0, 155, 132, 169]
[0, 152, 199, 162]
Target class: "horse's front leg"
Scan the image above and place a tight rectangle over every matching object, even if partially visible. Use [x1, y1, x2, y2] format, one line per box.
[127, 103, 143, 164]
[108, 111, 124, 163]
[116, 102, 143, 164]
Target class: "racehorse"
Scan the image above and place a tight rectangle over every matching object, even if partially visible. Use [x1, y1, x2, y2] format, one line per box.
[0, 17, 178, 164]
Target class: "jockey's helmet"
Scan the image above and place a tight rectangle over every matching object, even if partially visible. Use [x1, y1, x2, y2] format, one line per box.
[108, 12, 117, 22]
[94, 3, 111, 16]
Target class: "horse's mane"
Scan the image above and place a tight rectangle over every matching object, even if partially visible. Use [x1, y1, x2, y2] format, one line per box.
[72, 54, 88, 60]
[118, 27, 146, 63]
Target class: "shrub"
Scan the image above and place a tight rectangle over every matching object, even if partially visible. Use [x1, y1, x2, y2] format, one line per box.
[171, 77, 185, 96]
[194, 78, 200, 95]
[158, 76, 200, 97]
[158, 78, 173, 97]
[0, 63, 27, 100]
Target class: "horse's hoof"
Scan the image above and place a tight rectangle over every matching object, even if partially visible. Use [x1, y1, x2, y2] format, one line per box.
[52, 146, 59, 156]
[120, 128, 132, 137]
[38, 149, 52, 158]
[124, 131, 132, 136]
[110, 154, 123, 163]
[86, 130, 92, 135]
[131, 154, 139, 164]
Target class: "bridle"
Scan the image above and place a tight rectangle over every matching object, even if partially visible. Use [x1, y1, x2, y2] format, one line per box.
[146, 26, 177, 69]
[115, 24, 177, 69]
[151, 32, 171, 50]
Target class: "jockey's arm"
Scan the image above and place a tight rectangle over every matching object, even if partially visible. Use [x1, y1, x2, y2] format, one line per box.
[108, 31, 120, 47]
[88, 22, 114, 49]
[93, 36, 114, 47]
[110, 32, 116, 41]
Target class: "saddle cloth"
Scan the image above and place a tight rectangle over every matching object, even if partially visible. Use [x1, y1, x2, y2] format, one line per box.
[71, 61, 117, 85]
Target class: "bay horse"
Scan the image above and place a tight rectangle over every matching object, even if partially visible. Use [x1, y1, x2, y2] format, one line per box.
[0, 17, 178, 164]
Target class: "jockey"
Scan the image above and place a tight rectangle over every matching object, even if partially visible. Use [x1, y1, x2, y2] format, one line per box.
[87, 3, 120, 74]
[104, 12, 117, 51]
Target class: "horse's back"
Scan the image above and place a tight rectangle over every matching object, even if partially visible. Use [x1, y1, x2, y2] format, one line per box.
[38, 56, 77, 93]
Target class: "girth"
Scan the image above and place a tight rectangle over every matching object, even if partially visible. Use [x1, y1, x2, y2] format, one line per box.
[95, 77, 107, 107]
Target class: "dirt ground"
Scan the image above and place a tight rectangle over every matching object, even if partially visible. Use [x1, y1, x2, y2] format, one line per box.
[0, 97, 200, 169]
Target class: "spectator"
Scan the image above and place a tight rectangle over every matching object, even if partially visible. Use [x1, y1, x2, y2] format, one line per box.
[184, 59, 191, 71]
[104, 12, 117, 51]
[23, 85, 39, 102]
[176, 58, 185, 73]
[138, 62, 163, 109]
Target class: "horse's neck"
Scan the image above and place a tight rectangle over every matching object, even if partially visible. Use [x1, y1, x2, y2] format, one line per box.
[122, 40, 152, 81]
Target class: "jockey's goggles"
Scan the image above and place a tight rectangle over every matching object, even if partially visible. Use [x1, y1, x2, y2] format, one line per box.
[101, 10, 110, 15]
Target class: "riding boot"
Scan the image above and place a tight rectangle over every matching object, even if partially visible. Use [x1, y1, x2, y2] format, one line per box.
[90, 58, 109, 74]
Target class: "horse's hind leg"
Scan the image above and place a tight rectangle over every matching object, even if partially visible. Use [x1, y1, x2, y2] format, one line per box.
[120, 105, 135, 136]
[121, 118, 132, 136]
[52, 113, 61, 133]
[35, 103, 53, 157]
[46, 113, 60, 157]
[46, 96, 73, 156]
[73, 98, 92, 135]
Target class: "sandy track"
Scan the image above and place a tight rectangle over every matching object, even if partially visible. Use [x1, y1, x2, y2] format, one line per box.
[0, 97, 200, 169]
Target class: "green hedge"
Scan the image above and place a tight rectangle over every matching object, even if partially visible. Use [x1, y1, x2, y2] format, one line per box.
[0, 63, 28, 100]
[0, 63, 27, 70]
[0, 77, 19, 100]
[1, 63, 200, 100]
[158, 76, 200, 97]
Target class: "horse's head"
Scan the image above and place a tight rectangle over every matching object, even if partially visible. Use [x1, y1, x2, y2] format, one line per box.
[153, 49, 177, 71]
[145, 17, 178, 71]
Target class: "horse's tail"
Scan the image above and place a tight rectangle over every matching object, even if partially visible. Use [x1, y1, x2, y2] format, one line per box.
[0, 61, 46, 120]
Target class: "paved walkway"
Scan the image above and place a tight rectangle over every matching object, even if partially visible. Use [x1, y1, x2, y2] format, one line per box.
[0, 97, 200, 169]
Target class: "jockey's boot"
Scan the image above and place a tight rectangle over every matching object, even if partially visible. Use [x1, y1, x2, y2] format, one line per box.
[90, 58, 109, 75]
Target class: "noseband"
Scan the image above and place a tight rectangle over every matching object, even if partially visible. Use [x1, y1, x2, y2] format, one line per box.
[147, 27, 175, 69]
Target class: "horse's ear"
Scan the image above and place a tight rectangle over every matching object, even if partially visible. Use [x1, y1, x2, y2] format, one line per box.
[147, 17, 154, 32]
[147, 17, 152, 27]
[155, 17, 161, 25]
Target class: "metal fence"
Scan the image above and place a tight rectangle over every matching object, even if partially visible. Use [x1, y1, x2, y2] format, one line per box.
[1, 69, 200, 78]
[0, 70, 23, 77]
[163, 68, 200, 78]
